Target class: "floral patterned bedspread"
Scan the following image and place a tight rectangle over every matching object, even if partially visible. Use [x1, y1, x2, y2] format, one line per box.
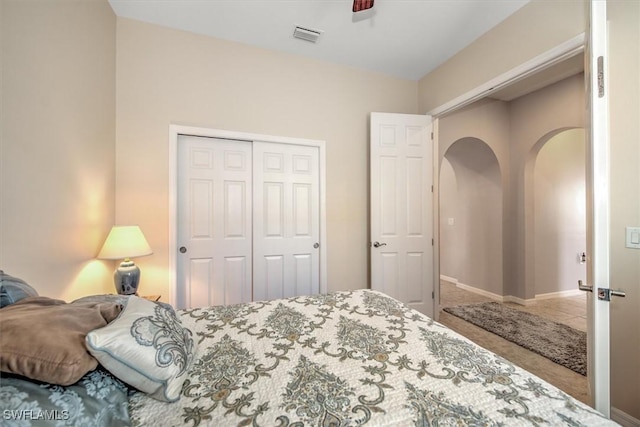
[128, 290, 615, 426]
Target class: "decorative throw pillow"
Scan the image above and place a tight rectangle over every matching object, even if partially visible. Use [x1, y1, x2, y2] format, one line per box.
[0, 297, 123, 385]
[0, 271, 38, 308]
[85, 296, 197, 402]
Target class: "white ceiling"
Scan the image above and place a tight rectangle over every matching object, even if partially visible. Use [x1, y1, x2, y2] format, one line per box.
[108, 0, 530, 81]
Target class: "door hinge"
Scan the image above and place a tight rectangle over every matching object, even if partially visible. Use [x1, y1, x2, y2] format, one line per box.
[597, 56, 605, 98]
[431, 238, 434, 246]
[431, 185, 433, 192]
[432, 291, 434, 299]
[430, 132, 434, 140]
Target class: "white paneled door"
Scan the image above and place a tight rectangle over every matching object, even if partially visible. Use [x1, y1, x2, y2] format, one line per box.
[177, 135, 321, 309]
[177, 136, 253, 308]
[370, 112, 434, 317]
[253, 142, 320, 301]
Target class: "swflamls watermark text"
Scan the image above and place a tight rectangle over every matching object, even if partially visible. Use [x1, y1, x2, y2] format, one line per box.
[3, 409, 70, 421]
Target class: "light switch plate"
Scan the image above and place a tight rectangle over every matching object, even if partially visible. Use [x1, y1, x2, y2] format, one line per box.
[626, 227, 640, 249]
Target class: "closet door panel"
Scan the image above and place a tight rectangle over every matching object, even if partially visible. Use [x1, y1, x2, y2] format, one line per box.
[177, 136, 252, 308]
[253, 142, 320, 301]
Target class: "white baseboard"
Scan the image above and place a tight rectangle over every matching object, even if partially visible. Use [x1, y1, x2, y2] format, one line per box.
[440, 274, 504, 302]
[441, 275, 584, 306]
[535, 289, 584, 300]
[454, 281, 506, 303]
[504, 295, 536, 306]
[440, 275, 458, 284]
[612, 407, 640, 427]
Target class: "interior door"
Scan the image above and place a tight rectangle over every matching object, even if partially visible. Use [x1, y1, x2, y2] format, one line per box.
[370, 112, 434, 317]
[177, 136, 253, 308]
[253, 141, 321, 300]
[585, 0, 615, 416]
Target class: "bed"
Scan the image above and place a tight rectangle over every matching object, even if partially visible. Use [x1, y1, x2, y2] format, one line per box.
[0, 272, 617, 426]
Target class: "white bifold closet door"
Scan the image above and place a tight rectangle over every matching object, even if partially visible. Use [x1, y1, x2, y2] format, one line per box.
[177, 136, 319, 309]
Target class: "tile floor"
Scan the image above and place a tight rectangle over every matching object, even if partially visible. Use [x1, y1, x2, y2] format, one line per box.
[437, 280, 591, 405]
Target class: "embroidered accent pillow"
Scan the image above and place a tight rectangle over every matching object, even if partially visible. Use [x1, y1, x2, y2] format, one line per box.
[85, 296, 197, 402]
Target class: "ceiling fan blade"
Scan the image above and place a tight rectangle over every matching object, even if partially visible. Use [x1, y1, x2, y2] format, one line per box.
[353, 0, 374, 13]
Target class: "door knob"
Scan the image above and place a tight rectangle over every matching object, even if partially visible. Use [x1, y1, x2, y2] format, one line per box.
[580, 280, 626, 301]
[372, 241, 387, 248]
[313, 242, 320, 249]
[179, 246, 187, 253]
[598, 288, 626, 301]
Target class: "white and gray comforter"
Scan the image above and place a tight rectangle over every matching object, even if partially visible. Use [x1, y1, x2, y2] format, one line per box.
[128, 289, 616, 426]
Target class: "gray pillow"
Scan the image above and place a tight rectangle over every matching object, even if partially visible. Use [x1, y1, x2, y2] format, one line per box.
[0, 368, 130, 426]
[0, 271, 38, 308]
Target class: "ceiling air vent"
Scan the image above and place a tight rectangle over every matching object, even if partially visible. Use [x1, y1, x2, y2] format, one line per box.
[293, 26, 322, 43]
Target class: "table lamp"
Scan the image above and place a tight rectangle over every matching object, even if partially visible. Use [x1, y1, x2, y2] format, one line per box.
[98, 225, 153, 295]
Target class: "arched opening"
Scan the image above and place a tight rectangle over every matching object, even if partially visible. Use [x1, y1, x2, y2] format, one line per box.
[440, 137, 503, 298]
[526, 128, 586, 300]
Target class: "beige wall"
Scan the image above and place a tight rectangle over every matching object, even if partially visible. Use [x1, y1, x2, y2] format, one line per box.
[115, 18, 418, 298]
[418, 0, 585, 113]
[438, 99, 511, 296]
[441, 137, 503, 295]
[608, 0, 640, 418]
[422, 0, 640, 418]
[509, 74, 585, 299]
[439, 158, 458, 279]
[0, 0, 116, 301]
[438, 75, 584, 300]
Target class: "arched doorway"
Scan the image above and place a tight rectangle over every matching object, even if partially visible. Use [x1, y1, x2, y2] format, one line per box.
[527, 128, 587, 299]
[440, 137, 503, 297]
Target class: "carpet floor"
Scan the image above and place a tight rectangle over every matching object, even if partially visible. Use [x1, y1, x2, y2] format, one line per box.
[443, 301, 587, 376]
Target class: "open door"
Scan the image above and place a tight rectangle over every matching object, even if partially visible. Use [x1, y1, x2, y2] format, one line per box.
[584, 0, 626, 417]
[370, 112, 434, 317]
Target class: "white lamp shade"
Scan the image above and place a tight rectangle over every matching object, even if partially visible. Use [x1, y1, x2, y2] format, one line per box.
[98, 226, 153, 260]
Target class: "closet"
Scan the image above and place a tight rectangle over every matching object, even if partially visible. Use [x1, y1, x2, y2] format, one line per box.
[176, 135, 321, 309]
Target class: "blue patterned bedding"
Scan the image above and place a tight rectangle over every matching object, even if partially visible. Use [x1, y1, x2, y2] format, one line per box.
[127, 290, 615, 426]
[1, 369, 130, 426]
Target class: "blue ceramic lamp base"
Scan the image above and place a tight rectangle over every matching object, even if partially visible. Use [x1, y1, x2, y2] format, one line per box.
[115, 259, 141, 295]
